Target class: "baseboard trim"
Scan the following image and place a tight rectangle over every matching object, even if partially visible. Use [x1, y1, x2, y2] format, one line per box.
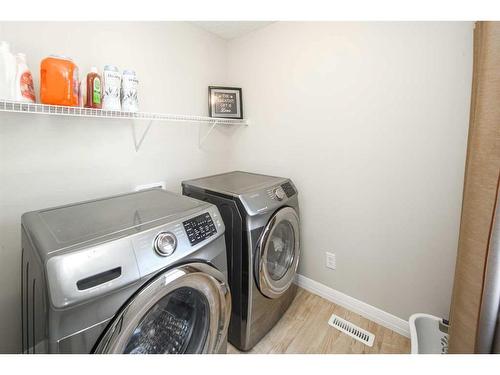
[294, 274, 410, 338]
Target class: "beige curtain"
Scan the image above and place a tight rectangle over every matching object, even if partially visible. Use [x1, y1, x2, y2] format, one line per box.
[448, 21, 500, 353]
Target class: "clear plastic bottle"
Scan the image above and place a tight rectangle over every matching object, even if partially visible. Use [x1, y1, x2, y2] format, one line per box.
[0, 41, 16, 100]
[14, 53, 36, 103]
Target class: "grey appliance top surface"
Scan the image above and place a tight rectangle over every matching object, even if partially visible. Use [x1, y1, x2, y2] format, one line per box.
[22, 189, 209, 255]
[182, 171, 287, 196]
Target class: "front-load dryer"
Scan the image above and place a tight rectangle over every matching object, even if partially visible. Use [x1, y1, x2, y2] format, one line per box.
[21, 189, 231, 354]
[182, 171, 300, 351]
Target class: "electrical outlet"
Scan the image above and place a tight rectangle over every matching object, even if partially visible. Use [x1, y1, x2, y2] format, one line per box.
[134, 181, 166, 191]
[326, 252, 336, 270]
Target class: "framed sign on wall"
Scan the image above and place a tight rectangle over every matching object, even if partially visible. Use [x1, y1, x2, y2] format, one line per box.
[208, 86, 243, 119]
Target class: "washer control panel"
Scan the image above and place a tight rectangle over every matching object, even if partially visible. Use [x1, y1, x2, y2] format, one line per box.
[153, 232, 177, 256]
[132, 206, 224, 277]
[183, 212, 217, 246]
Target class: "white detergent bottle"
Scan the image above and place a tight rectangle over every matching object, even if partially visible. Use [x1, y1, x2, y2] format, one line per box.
[0, 41, 16, 100]
[14, 53, 36, 103]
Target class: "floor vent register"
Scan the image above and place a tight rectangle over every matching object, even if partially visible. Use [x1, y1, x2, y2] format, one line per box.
[328, 314, 375, 347]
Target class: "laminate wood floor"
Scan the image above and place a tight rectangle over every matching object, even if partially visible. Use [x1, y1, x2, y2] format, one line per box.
[227, 287, 410, 354]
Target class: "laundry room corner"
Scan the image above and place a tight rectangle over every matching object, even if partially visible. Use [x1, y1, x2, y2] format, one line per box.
[0, 21, 238, 353]
[225, 21, 474, 325]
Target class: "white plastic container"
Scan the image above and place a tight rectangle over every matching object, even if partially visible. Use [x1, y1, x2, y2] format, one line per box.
[121, 69, 139, 112]
[102, 65, 121, 111]
[14, 53, 36, 103]
[409, 313, 449, 354]
[0, 41, 16, 100]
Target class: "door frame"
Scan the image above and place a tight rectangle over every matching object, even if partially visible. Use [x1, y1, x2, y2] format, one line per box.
[255, 206, 300, 299]
[94, 262, 231, 354]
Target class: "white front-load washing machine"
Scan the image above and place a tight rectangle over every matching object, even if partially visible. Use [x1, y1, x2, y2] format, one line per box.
[182, 171, 300, 351]
[21, 189, 231, 354]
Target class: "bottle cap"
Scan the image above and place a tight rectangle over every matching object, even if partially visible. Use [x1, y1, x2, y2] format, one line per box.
[104, 65, 119, 72]
[123, 69, 136, 76]
[90, 66, 98, 73]
[49, 54, 72, 61]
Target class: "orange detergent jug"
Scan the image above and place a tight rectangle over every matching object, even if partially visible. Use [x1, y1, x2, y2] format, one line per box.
[40, 55, 79, 106]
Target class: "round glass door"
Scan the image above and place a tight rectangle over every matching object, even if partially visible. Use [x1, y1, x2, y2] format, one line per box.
[124, 287, 209, 354]
[256, 207, 300, 299]
[94, 263, 231, 354]
[266, 221, 296, 281]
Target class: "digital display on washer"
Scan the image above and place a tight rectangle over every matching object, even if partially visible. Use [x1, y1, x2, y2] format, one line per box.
[281, 182, 296, 198]
[183, 212, 217, 246]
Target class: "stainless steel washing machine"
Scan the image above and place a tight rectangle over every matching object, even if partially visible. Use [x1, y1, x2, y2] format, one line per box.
[182, 171, 300, 351]
[21, 189, 231, 354]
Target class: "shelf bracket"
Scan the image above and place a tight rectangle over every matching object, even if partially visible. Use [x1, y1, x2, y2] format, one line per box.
[132, 119, 155, 152]
[198, 120, 220, 148]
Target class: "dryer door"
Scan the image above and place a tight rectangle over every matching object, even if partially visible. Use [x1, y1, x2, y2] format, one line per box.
[256, 207, 300, 299]
[94, 263, 231, 354]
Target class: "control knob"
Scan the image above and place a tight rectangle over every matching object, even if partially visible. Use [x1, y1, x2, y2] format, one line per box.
[154, 232, 177, 257]
[274, 187, 286, 201]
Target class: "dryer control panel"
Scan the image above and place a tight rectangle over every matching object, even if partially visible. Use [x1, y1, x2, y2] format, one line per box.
[266, 182, 297, 201]
[280, 182, 296, 198]
[238, 179, 298, 216]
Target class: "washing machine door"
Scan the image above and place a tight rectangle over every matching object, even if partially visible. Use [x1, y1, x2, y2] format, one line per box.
[256, 206, 300, 299]
[94, 263, 231, 354]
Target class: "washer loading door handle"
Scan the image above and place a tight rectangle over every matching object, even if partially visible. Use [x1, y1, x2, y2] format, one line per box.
[76, 267, 122, 291]
[46, 239, 140, 309]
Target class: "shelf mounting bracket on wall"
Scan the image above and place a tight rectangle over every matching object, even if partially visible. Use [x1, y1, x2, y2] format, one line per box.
[198, 120, 220, 148]
[132, 119, 155, 152]
[0, 100, 249, 152]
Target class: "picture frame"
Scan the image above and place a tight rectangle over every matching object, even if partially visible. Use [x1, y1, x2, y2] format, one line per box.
[208, 86, 243, 119]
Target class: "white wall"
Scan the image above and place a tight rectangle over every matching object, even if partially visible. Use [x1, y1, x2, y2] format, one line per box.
[226, 22, 473, 321]
[0, 22, 234, 353]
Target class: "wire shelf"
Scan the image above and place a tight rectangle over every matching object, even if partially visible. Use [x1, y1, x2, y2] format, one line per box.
[0, 100, 248, 126]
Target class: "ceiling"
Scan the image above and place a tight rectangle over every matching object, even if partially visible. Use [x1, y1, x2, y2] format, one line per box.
[191, 21, 274, 40]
